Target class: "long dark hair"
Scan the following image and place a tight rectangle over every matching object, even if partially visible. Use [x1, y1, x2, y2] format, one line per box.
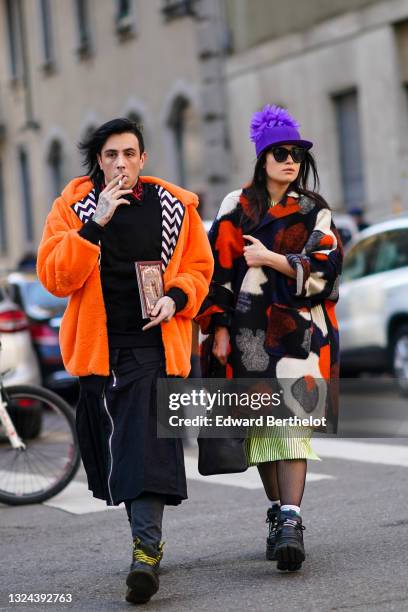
[244, 147, 330, 227]
[78, 118, 145, 189]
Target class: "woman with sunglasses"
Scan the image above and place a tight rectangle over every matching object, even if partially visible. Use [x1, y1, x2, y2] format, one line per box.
[196, 105, 343, 572]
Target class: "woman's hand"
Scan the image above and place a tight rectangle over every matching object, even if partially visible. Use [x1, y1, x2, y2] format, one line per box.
[242, 234, 296, 278]
[242, 235, 270, 267]
[212, 326, 230, 366]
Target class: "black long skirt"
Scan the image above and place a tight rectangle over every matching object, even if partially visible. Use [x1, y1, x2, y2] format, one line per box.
[75, 346, 187, 506]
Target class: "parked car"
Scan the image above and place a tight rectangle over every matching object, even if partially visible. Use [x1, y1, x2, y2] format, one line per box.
[336, 216, 408, 394]
[0, 283, 43, 439]
[0, 283, 41, 387]
[6, 272, 79, 401]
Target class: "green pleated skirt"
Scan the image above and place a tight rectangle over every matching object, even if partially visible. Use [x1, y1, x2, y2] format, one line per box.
[246, 425, 320, 466]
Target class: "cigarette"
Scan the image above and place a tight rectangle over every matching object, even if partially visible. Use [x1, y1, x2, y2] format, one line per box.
[118, 178, 122, 188]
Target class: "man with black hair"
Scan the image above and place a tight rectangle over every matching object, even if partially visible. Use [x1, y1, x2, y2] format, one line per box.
[37, 118, 213, 604]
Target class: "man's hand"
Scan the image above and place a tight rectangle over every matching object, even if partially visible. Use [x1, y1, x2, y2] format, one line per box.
[212, 326, 230, 366]
[242, 235, 271, 267]
[93, 174, 133, 227]
[142, 296, 176, 330]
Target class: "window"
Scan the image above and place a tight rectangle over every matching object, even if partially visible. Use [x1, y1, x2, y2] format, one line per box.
[0, 160, 7, 254]
[168, 96, 204, 190]
[39, 0, 55, 68]
[342, 235, 379, 282]
[333, 90, 366, 210]
[18, 147, 34, 244]
[16, 280, 68, 317]
[5, 0, 23, 79]
[74, 0, 92, 57]
[127, 111, 145, 144]
[161, 0, 196, 20]
[127, 111, 142, 125]
[345, 229, 408, 281]
[117, 0, 131, 19]
[48, 140, 64, 198]
[372, 229, 408, 274]
[169, 97, 190, 186]
[115, 0, 135, 35]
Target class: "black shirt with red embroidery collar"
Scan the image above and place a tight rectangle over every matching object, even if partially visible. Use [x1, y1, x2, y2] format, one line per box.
[78, 179, 187, 348]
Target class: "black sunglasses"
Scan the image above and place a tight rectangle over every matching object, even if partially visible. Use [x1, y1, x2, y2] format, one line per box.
[270, 146, 307, 163]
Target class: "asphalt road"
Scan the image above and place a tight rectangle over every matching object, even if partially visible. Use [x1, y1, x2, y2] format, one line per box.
[2, 432, 408, 612]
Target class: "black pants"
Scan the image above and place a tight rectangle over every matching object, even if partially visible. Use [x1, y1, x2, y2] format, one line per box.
[124, 492, 166, 549]
[76, 347, 187, 506]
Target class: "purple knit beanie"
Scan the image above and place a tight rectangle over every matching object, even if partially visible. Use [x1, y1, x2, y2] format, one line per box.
[250, 104, 313, 157]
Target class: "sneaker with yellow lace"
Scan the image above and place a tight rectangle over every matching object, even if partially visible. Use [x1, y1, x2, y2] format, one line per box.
[125, 537, 164, 604]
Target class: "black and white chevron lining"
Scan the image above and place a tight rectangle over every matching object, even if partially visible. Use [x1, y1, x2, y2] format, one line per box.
[155, 185, 185, 270]
[71, 188, 97, 223]
[71, 184, 185, 271]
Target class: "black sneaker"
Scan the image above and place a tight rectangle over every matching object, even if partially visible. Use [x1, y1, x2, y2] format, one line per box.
[274, 510, 305, 572]
[266, 504, 280, 561]
[125, 538, 164, 604]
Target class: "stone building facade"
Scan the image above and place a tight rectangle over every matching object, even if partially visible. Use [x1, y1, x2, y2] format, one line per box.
[224, 0, 408, 221]
[1, 0, 408, 269]
[0, 0, 216, 268]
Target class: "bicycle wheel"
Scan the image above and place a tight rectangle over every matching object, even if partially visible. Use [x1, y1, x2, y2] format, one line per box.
[0, 385, 80, 505]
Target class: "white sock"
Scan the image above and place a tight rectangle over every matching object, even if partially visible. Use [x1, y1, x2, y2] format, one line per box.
[281, 504, 300, 515]
[270, 499, 280, 508]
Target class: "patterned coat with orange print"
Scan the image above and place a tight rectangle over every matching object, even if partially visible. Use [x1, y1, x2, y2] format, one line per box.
[196, 188, 343, 433]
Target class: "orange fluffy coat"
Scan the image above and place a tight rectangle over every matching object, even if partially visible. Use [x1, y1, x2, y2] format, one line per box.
[37, 175, 213, 377]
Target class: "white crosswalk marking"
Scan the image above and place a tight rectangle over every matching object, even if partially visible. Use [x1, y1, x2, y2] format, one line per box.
[41, 457, 332, 514]
[313, 438, 408, 466]
[19, 439, 406, 515]
[44, 482, 121, 514]
[183, 455, 333, 489]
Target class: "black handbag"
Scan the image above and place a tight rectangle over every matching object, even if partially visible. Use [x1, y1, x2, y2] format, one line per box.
[197, 435, 248, 475]
[197, 333, 248, 475]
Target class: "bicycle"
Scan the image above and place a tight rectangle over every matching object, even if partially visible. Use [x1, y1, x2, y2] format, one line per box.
[0, 342, 80, 505]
